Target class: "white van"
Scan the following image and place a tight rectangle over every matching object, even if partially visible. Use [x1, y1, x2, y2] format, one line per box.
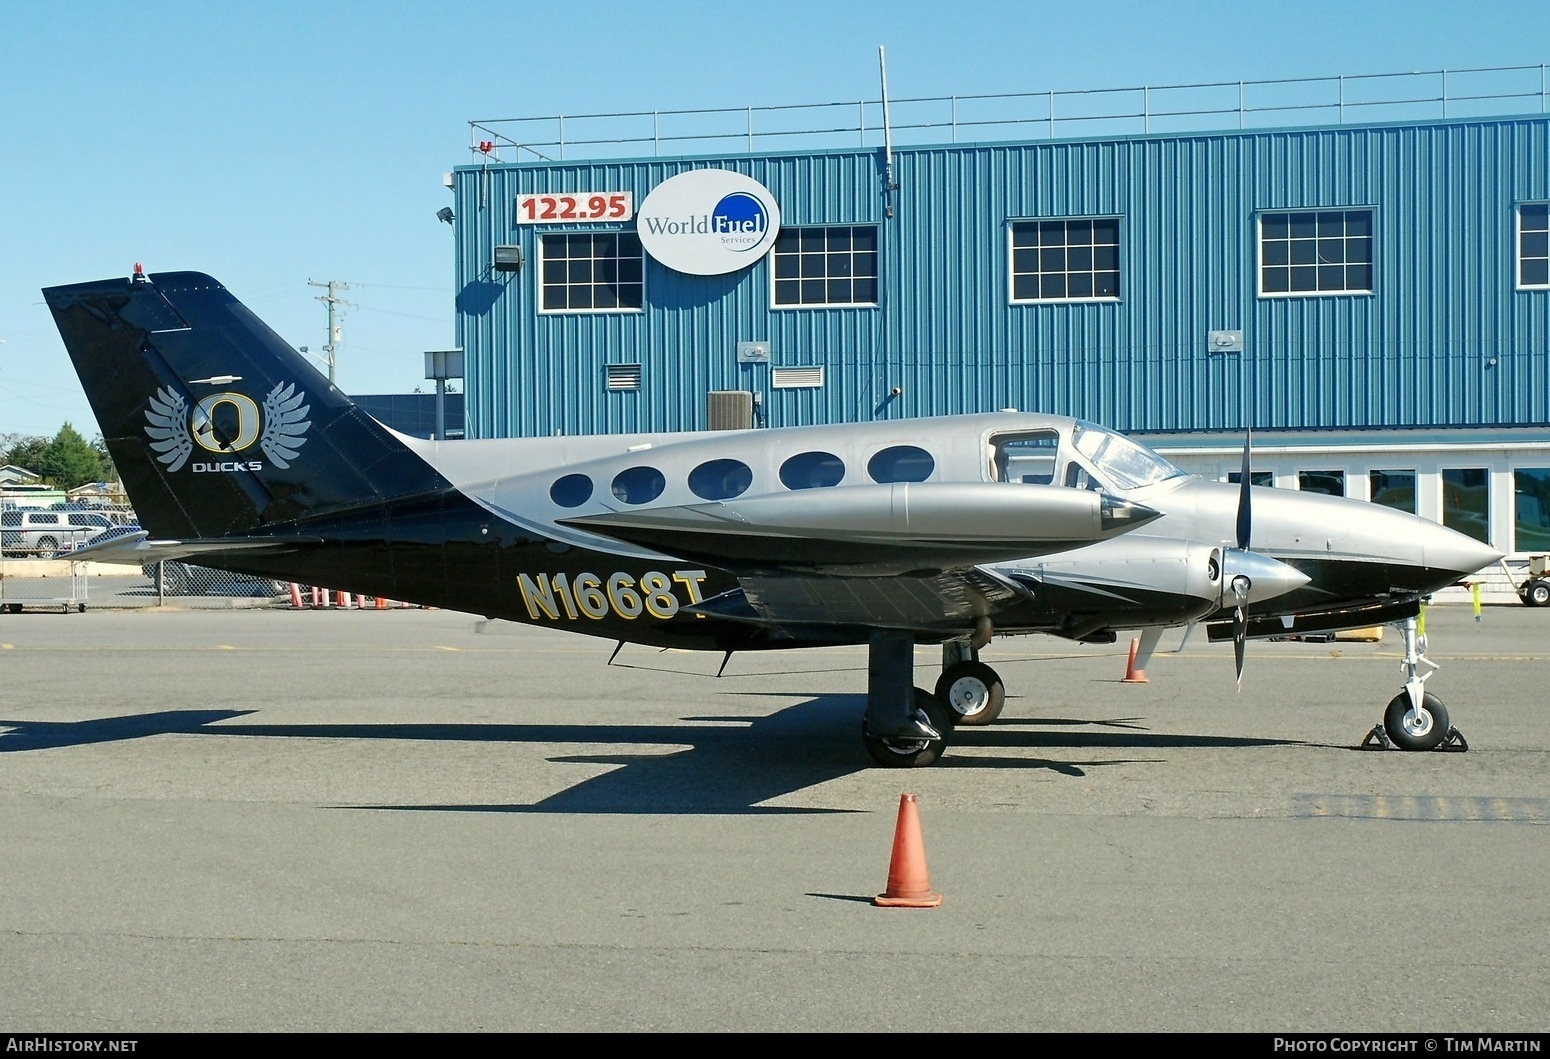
[0, 510, 114, 558]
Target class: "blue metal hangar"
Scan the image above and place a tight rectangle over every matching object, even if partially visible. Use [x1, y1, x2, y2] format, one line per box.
[444, 65, 1550, 563]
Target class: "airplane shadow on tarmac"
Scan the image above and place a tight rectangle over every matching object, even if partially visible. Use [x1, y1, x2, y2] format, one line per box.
[0, 694, 1297, 815]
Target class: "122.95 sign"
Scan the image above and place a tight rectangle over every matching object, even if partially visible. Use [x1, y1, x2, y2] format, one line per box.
[516, 192, 634, 224]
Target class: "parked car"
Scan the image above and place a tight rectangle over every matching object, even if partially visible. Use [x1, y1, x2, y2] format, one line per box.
[1, 510, 115, 558]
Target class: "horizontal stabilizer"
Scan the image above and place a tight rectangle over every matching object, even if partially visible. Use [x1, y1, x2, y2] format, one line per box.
[561, 483, 1158, 575]
[65, 531, 320, 565]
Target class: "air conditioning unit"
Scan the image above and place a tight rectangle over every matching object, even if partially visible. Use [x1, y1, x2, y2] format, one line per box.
[706, 390, 754, 430]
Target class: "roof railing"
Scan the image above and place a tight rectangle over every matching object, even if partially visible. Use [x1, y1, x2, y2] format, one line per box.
[467, 63, 1548, 164]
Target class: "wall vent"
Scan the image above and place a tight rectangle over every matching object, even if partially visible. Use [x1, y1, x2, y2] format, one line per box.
[606, 363, 642, 391]
[772, 366, 824, 389]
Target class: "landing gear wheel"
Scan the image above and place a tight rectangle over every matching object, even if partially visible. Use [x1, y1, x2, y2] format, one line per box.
[935, 661, 1005, 726]
[1383, 692, 1451, 751]
[862, 689, 951, 768]
[1524, 579, 1550, 607]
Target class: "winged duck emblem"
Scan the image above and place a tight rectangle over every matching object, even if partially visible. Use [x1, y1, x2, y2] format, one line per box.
[259, 382, 311, 468]
[144, 386, 193, 472]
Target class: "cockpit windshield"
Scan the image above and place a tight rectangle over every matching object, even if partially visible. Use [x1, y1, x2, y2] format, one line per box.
[1070, 422, 1186, 490]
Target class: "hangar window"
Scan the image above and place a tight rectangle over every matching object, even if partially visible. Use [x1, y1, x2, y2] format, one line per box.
[779, 451, 846, 490]
[1227, 470, 1275, 488]
[611, 466, 666, 505]
[689, 459, 753, 501]
[539, 232, 644, 313]
[772, 226, 879, 307]
[1009, 218, 1120, 302]
[1297, 470, 1345, 496]
[1259, 209, 1373, 297]
[1369, 470, 1416, 513]
[550, 473, 594, 508]
[1513, 469, 1550, 551]
[868, 445, 935, 484]
[1519, 203, 1549, 289]
[1442, 468, 1491, 545]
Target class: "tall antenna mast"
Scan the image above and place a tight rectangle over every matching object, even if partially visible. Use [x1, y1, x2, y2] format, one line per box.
[879, 45, 898, 218]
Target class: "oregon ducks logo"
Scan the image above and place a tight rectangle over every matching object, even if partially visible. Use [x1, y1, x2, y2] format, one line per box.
[145, 382, 311, 473]
[191, 393, 261, 454]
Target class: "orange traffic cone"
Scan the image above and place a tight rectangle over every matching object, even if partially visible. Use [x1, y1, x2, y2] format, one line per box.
[1122, 637, 1149, 684]
[873, 792, 942, 908]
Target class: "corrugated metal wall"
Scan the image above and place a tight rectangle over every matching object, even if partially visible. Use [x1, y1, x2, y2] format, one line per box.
[452, 115, 1550, 439]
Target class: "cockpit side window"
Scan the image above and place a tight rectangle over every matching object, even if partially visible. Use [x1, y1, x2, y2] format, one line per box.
[990, 431, 1061, 484]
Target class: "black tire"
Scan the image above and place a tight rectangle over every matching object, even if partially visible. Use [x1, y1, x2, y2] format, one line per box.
[1383, 691, 1451, 751]
[4, 603, 22, 614]
[35, 536, 59, 559]
[1525, 579, 1550, 607]
[935, 660, 1006, 726]
[862, 688, 951, 768]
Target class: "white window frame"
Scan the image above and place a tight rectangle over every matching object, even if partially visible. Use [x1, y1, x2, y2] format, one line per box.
[537, 231, 645, 315]
[770, 225, 880, 310]
[1517, 201, 1550, 291]
[1257, 208, 1375, 299]
[1008, 216, 1122, 305]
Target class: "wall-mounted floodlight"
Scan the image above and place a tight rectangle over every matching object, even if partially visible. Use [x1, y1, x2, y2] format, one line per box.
[436, 206, 455, 224]
[493, 245, 524, 272]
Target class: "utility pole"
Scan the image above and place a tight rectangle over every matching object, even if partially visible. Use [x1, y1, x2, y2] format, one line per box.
[307, 279, 354, 385]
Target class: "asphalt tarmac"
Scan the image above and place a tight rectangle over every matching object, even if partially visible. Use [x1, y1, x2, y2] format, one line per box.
[1, 603, 1545, 1033]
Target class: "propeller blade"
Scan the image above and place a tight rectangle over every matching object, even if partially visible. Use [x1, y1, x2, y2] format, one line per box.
[1236, 427, 1253, 551]
[1233, 604, 1246, 690]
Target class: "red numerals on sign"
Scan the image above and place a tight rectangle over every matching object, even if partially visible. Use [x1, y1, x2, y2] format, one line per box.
[517, 193, 632, 224]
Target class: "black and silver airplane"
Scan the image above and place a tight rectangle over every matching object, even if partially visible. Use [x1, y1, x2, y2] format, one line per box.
[45, 269, 1501, 766]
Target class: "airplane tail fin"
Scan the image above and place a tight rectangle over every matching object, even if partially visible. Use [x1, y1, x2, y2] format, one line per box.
[43, 269, 448, 539]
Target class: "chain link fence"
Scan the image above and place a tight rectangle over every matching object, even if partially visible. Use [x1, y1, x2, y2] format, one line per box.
[0, 559, 326, 612]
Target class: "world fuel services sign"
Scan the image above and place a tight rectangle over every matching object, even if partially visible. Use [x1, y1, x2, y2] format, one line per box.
[636, 169, 781, 276]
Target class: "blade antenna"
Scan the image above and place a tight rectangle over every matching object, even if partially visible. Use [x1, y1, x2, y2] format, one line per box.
[716, 650, 735, 678]
[607, 640, 626, 666]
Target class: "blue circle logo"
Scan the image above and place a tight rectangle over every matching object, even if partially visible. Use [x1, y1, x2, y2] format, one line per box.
[711, 192, 768, 251]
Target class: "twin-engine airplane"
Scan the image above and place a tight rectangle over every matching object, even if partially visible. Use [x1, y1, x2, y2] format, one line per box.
[45, 269, 1501, 766]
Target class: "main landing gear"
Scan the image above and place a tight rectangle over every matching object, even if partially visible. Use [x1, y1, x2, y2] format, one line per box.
[861, 630, 1006, 768]
[1362, 614, 1467, 752]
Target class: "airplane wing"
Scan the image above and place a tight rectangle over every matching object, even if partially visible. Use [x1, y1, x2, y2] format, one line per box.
[687, 566, 1029, 629]
[561, 482, 1158, 576]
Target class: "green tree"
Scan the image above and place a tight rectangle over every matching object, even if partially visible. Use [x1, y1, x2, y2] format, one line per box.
[2, 433, 49, 472]
[35, 423, 103, 490]
[90, 434, 118, 485]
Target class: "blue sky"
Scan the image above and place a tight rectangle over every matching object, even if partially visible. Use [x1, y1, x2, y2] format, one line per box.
[3, 0, 1548, 440]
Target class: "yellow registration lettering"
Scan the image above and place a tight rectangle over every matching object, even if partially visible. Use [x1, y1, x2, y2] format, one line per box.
[517, 573, 560, 621]
[672, 570, 708, 605]
[573, 573, 608, 619]
[607, 573, 644, 618]
[640, 571, 678, 618]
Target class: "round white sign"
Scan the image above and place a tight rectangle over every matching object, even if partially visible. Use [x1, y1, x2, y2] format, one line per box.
[636, 169, 781, 276]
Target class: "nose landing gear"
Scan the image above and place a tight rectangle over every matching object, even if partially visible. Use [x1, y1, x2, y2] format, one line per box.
[1362, 614, 1468, 751]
